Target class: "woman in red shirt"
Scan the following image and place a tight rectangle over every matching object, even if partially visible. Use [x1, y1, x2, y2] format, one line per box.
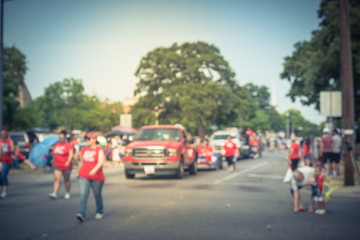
[223, 135, 239, 171]
[76, 132, 105, 222]
[0, 129, 14, 198]
[288, 135, 300, 171]
[49, 130, 74, 200]
[301, 137, 312, 166]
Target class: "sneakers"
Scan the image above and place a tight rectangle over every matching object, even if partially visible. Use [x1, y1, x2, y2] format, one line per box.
[315, 209, 326, 215]
[64, 193, 71, 200]
[0, 192, 7, 199]
[76, 213, 85, 222]
[95, 213, 103, 220]
[49, 193, 58, 199]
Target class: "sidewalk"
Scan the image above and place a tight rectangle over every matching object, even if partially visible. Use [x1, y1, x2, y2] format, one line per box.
[334, 185, 360, 198]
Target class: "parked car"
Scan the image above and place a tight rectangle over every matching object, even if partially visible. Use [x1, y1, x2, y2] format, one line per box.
[9, 131, 38, 157]
[36, 132, 58, 142]
[123, 124, 197, 179]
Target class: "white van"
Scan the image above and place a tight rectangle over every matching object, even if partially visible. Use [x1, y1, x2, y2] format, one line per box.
[209, 130, 241, 158]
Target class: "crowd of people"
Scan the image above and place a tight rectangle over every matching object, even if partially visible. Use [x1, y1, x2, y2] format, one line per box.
[286, 127, 345, 215]
[0, 129, 106, 222]
[0, 126, 353, 220]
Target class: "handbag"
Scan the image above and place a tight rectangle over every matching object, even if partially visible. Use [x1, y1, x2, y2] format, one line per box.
[283, 167, 293, 183]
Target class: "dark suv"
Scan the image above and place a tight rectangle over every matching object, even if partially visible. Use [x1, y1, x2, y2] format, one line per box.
[9, 131, 38, 157]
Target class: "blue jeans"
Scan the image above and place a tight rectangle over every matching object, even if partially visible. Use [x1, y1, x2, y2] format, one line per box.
[78, 177, 104, 217]
[1, 163, 12, 186]
[13, 158, 21, 169]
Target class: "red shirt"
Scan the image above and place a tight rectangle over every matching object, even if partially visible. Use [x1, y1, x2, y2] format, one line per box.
[79, 146, 105, 181]
[316, 175, 324, 193]
[246, 129, 254, 136]
[0, 138, 13, 164]
[53, 142, 74, 171]
[302, 144, 311, 157]
[198, 145, 213, 161]
[290, 142, 300, 160]
[14, 151, 25, 161]
[223, 141, 237, 157]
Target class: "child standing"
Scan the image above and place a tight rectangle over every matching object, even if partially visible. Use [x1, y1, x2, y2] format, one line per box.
[13, 145, 36, 170]
[314, 166, 326, 214]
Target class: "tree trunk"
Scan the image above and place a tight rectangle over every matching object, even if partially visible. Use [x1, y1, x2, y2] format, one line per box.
[196, 116, 205, 140]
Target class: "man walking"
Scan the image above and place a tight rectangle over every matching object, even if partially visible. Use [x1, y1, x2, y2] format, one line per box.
[331, 129, 342, 176]
[222, 135, 239, 171]
[320, 128, 333, 173]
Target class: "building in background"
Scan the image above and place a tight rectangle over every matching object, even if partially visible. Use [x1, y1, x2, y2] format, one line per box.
[16, 83, 32, 107]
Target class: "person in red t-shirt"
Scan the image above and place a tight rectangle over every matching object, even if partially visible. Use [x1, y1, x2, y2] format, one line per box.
[287, 135, 300, 171]
[0, 129, 14, 198]
[49, 130, 74, 200]
[223, 135, 239, 171]
[198, 139, 214, 163]
[76, 132, 105, 222]
[301, 137, 313, 166]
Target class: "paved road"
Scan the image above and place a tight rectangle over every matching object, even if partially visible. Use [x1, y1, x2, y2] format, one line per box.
[1, 151, 360, 240]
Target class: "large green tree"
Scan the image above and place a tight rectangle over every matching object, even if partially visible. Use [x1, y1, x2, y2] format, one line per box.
[283, 109, 320, 136]
[20, 78, 123, 131]
[3, 47, 27, 129]
[280, 0, 360, 125]
[244, 83, 271, 110]
[133, 41, 255, 137]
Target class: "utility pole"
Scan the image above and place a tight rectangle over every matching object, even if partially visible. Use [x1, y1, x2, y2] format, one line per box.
[0, 0, 4, 129]
[340, 0, 354, 186]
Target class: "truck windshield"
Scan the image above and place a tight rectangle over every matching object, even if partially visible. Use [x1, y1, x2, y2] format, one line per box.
[136, 128, 181, 142]
[213, 135, 229, 140]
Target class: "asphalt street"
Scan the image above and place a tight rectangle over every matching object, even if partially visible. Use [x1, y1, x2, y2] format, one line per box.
[1, 151, 360, 240]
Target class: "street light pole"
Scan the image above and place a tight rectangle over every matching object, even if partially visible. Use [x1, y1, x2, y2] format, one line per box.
[340, 0, 354, 186]
[0, 0, 4, 129]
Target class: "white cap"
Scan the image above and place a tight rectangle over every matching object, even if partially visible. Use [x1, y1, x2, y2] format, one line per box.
[323, 128, 330, 133]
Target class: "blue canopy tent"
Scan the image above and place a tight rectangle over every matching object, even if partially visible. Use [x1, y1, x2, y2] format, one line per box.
[28, 136, 59, 167]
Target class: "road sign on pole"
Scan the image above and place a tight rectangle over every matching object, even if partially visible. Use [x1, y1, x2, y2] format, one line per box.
[120, 114, 132, 128]
[320, 91, 342, 117]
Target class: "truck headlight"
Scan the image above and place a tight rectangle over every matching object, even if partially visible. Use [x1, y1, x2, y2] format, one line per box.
[168, 149, 178, 157]
[125, 149, 133, 157]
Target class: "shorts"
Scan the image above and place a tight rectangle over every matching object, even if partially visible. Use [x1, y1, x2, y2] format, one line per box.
[225, 156, 234, 166]
[291, 158, 299, 171]
[331, 153, 341, 163]
[314, 192, 324, 202]
[322, 152, 332, 164]
[54, 168, 72, 174]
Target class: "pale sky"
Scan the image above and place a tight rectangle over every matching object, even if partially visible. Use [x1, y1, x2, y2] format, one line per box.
[5, 0, 325, 124]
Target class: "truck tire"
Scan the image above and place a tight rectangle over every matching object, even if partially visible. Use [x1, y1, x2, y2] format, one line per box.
[175, 159, 184, 179]
[189, 158, 197, 175]
[125, 170, 135, 179]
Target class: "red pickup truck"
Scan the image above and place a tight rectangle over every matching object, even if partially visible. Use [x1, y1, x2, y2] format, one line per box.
[123, 125, 197, 179]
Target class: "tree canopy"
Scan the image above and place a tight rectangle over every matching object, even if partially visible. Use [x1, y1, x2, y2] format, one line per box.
[280, 0, 360, 125]
[132, 41, 256, 138]
[3, 47, 27, 129]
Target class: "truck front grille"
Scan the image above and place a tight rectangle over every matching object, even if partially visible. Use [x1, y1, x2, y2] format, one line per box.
[133, 147, 167, 159]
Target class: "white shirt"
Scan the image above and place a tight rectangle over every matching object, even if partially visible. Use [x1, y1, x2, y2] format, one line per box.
[291, 166, 315, 190]
[332, 135, 341, 153]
